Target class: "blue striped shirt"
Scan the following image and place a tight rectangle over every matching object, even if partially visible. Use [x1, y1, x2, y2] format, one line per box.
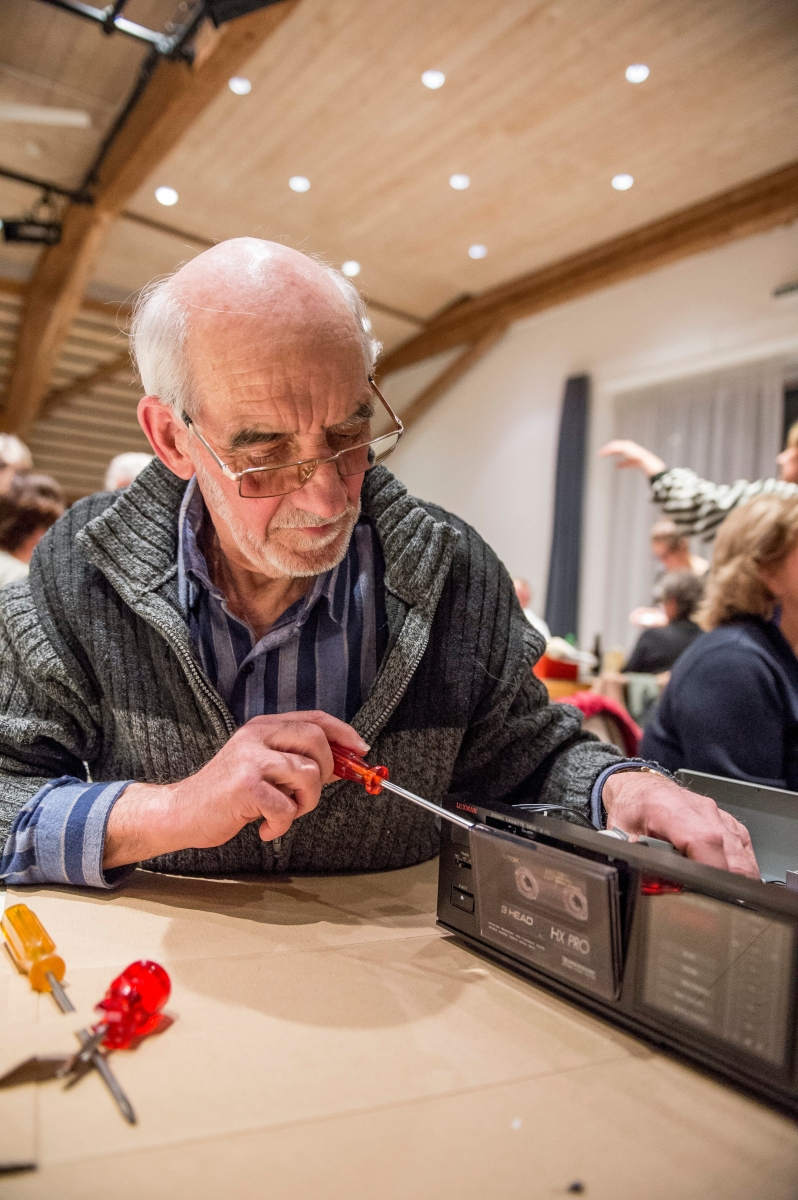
[0, 478, 386, 888]
[179, 478, 386, 725]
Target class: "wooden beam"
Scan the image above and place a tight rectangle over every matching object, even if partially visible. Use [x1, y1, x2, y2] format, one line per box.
[1, 0, 298, 435]
[391, 325, 508, 432]
[0, 277, 27, 298]
[380, 161, 798, 376]
[39, 349, 134, 419]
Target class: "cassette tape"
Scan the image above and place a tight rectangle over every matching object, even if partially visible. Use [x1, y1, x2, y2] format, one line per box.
[469, 825, 622, 1001]
[512, 861, 589, 922]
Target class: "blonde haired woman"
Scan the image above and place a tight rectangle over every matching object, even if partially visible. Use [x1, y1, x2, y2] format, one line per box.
[642, 493, 798, 788]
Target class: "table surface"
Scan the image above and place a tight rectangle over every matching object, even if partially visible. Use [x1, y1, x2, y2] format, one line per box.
[2, 861, 798, 1200]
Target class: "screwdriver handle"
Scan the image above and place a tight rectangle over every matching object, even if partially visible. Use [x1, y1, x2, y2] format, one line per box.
[329, 742, 389, 795]
[1, 903, 67, 994]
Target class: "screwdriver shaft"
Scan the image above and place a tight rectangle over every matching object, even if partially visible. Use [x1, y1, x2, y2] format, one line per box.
[86, 1048, 136, 1125]
[64, 1027, 136, 1118]
[380, 778, 475, 830]
[44, 970, 75, 1013]
[58, 1023, 107, 1076]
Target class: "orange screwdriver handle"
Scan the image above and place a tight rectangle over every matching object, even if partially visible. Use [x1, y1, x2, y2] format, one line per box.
[329, 742, 389, 795]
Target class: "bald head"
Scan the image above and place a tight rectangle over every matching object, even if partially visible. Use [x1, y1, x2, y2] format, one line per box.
[130, 238, 379, 420]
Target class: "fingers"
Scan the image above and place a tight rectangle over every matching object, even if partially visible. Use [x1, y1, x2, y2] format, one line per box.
[603, 773, 762, 879]
[653, 796, 760, 878]
[244, 712, 368, 786]
[253, 780, 301, 841]
[717, 808, 760, 879]
[246, 711, 368, 753]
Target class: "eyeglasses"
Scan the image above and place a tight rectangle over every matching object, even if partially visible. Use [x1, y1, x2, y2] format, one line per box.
[182, 379, 403, 499]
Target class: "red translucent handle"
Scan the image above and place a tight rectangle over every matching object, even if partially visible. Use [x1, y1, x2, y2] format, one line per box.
[95, 960, 171, 1050]
[329, 742, 389, 796]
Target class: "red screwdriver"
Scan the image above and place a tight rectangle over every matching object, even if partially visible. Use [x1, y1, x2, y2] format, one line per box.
[329, 743, 474, 829]
[58, 960, 171, 1123]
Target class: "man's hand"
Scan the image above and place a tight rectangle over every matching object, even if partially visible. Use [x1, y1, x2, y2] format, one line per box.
[104, 712, 367, 869]
[603, 770, 759, 878]
[599, 439, 667, 478]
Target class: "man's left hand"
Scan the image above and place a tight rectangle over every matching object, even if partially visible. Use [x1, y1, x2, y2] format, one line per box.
[603, 770, 759, 879]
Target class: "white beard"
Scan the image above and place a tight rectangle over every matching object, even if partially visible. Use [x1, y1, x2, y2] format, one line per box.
[194, 460, 360, 578]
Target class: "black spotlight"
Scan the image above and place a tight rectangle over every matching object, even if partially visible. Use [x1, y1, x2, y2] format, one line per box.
[1, 219, 61, 246]
[204, 0, 286, 27]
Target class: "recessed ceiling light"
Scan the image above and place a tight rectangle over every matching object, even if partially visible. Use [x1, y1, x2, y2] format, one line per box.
[468, 244, 487, 259]
[289, 175, 310, 192]
[342, 261, 360, 277]
[155, 186, 178, 206]
[625, 64, 650, 83]
[228, 76, 252, 95]
[421, 69, 445, 89]
[362, 317, 372, 332]
[611, 173, 634, 191]
[450, 174, 470, 190]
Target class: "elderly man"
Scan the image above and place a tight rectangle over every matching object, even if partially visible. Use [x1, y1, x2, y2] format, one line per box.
[0, 240, 757, 888]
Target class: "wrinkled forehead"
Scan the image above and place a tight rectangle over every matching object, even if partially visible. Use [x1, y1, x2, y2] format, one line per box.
[185, 303, 371, 434]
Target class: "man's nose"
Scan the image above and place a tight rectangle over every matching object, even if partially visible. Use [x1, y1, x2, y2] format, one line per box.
[292, 458, 350, 517]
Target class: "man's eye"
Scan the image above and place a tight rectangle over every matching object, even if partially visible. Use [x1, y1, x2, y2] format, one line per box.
[240, 446, 291, 469]
[329, 425, 368, 448]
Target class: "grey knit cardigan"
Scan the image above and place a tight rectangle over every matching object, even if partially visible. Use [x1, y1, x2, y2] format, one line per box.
[0, 460, 620, 876]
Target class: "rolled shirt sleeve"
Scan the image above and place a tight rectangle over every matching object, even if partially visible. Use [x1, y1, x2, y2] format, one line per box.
[0, 777, 133, 889]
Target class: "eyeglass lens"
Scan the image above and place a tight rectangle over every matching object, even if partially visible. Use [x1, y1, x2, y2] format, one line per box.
[238, 431, 402, 497]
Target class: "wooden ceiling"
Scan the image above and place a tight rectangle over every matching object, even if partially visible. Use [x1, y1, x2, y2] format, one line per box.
[104, 0, 798, 333]
[0, 0, 796, 490]
[2, 0, 797, 343]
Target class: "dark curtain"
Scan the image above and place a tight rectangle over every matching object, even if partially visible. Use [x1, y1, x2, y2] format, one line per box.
[544, 374, 590, 639]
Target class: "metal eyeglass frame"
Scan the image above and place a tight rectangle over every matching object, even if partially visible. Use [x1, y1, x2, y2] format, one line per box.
[181, 379, 404, 499]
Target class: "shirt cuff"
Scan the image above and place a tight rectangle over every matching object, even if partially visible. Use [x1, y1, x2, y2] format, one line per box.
[0, 777, 134, 889]
[589, 760, 672, 828]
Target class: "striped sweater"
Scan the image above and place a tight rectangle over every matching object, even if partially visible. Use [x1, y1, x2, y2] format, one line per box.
[650, 467, 798, 540]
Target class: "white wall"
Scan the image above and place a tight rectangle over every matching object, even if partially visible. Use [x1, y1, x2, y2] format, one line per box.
[383, 221, 798, 638]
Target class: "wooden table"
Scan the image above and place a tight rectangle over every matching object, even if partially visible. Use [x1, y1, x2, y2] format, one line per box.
[2, 861, 798, 1199]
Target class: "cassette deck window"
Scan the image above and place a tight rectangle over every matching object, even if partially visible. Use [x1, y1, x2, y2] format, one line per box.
[639, 889, 796, 1069]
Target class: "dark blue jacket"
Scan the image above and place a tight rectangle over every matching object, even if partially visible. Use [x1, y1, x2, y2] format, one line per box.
[641, 617, 798, 790]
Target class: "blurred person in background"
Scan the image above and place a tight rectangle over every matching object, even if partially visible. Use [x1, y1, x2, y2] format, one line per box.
[512, 577, 550, 642]
[104, 452, 154, 491]
[624, 570, 704, 675]
[642, 494, 798, 788]
[627, 519, 707, 632]
[0, 434, 33, 471]
[601, 420, 798, 540]
[650, 518, 708, 577]
[0, 472, 64, 587]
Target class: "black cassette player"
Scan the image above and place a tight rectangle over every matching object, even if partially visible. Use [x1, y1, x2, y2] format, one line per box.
[437, 794, 798, 1114]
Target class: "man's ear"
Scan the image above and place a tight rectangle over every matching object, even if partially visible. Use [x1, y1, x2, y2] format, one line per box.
[137, 396, 195, 481]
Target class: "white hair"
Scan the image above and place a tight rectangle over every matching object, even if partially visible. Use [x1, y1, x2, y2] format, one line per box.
[0, 434, 33, 470]
[129, 258, 381, 420]
[104, 452, 154, 491]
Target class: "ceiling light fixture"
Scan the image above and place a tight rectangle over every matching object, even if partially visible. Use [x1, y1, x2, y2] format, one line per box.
[228, 77, 252, 95]
[611, 174, 634, 191]
[289, 176, 310, 192]
[342, 261, 360, 277]
[468, 244, 487, 259]
[155, 186, 178, 206]
[625, 64, 650, 83]
[421, 70, 445, 89]
[449, 174, 470, 190]
[0, 103, 91, 127]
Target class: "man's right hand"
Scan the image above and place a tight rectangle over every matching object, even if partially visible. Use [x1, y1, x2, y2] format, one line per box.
[103, 712, 368, 869]
[599, 439, 667, 478]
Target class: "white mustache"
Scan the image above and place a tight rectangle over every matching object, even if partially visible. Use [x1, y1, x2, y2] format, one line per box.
[269, 505, 354, 531]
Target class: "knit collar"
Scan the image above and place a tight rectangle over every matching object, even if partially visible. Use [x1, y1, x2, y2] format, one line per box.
[77, 459, 459, 617]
